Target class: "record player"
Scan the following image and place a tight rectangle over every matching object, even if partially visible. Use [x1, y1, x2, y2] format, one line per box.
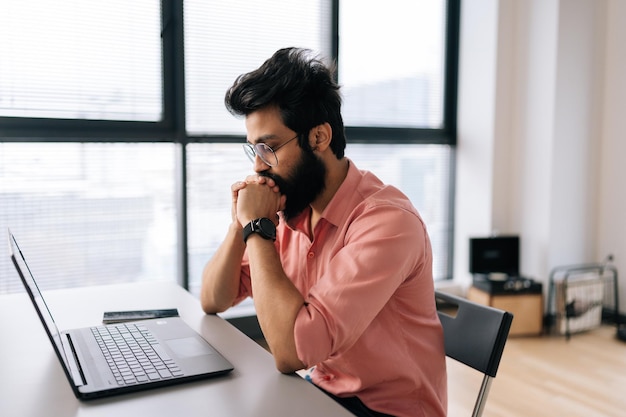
[472, 273, 542, 295]
[469, 235, 542, 295]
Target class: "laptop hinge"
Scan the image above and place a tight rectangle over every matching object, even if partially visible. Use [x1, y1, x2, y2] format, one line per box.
[63, 333, 87, 387]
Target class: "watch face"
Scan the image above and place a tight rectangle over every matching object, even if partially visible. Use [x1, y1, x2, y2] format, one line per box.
[258, 218, 276, 239]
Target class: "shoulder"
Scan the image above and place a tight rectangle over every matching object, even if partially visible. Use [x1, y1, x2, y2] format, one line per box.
[351, 166, 422, 223]
[323, 160, 428, 235]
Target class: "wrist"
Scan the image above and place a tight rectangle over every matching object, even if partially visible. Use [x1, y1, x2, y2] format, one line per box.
[242, 218, 277, 243]
[227, 222, 245, 244]
[229, 221, 243, 232]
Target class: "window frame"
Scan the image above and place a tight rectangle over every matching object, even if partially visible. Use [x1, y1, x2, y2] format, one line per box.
[0, 0, 461, 286]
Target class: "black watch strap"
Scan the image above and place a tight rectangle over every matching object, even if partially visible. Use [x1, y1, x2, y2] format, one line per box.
[242, 218, 277, 243]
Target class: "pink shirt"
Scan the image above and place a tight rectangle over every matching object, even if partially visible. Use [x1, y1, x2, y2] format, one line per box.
[235, 160, 447, 417]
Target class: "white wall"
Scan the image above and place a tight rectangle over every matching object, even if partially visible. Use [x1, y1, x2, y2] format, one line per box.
[455, 0, 625, 314]
[597, 0, 626, 312]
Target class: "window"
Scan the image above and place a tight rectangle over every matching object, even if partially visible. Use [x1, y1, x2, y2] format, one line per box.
[0, 0, 162, 121]
[184, 0, 333, 135]
[0, 142, 177, 293]
[339, 0, 447, 128]
[0, 1, 459, 298]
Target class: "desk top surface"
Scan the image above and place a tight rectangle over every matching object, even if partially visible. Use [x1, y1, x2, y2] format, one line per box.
[0, 281, 353, 417]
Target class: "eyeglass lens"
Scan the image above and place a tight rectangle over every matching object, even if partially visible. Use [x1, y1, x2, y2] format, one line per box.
[243, 143, 278, 166]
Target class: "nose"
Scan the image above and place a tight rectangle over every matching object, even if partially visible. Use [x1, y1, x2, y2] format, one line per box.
[253, 153, 270, 172]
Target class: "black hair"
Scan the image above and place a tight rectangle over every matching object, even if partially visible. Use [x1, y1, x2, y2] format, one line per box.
[225, 47, 346, 159]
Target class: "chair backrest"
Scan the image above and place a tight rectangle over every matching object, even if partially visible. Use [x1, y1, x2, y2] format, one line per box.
[435, 290, 513, 417]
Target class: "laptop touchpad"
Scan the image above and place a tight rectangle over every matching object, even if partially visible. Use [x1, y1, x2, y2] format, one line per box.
[166, 337, 214, 358]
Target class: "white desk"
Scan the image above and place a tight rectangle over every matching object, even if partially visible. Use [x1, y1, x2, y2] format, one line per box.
[0, 282, 353, 417]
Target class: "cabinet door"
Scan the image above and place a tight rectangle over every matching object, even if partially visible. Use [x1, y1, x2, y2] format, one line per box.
[468, 287, 543, 336]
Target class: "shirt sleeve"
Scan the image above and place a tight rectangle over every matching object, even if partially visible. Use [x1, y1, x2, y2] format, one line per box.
[293, 199, 430, 368]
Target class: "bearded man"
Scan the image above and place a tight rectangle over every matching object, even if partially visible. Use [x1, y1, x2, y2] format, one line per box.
[200, 47, 447, 417]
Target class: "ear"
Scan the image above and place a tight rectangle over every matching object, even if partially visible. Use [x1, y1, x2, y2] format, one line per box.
[308, 122, 333, 152]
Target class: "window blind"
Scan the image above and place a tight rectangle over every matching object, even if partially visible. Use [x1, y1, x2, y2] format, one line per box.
[184, 0, 333, 135]
[339, 0, 446, 128]
[0, 1, 457, 296]
[0, 0, 162, 121]
[0, 143, 177, 294]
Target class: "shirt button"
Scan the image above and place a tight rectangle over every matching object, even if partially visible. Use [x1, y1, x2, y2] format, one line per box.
[307, 252, 315, 259]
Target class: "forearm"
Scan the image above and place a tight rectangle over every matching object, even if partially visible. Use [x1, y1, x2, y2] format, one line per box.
[246, 235, 306, 373]
[200, 223, 247, 314]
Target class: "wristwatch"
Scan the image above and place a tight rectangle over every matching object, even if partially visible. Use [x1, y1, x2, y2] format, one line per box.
[242, 218, 277, 243]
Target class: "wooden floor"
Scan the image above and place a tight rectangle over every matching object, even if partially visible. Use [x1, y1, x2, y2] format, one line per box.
[447, 325, 626, 417]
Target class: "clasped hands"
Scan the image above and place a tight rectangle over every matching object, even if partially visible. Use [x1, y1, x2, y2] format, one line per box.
[231, 175, 286, 227]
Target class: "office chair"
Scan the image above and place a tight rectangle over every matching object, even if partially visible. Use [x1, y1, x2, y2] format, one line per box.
[435, 290, 514, 417]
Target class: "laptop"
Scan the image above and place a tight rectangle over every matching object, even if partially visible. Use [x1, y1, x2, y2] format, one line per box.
[7, 230, 233, 400]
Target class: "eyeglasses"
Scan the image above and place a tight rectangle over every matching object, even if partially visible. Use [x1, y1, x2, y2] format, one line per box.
[243, 134, 298, 167]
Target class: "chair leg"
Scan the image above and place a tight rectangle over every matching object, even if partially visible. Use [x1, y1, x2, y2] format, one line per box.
[471, 375, 494, 417]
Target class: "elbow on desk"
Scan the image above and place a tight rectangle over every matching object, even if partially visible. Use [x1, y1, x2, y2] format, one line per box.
[275, 361, 300, 375]
[273, 354, 306, 375]
[200, 295, 230, 315]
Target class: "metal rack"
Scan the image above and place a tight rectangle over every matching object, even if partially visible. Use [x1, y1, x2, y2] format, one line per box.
[547, 262, 619, 340]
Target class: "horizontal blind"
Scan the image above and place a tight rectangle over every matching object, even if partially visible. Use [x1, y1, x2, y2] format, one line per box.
[184, 0, 333, 135]
[0, 0, 162, 121]
[0, 1, 457, 296]
[0, 143, 177, 294]
[339, 0, 446, 128]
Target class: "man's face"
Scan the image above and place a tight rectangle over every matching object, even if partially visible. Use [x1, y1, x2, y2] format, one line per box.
[245, 107, 327, 221]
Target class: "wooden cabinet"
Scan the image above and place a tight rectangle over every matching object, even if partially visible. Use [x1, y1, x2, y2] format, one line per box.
[467, 286, 543, 336]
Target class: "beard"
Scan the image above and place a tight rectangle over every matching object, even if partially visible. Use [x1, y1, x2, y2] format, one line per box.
[260, 146, 327, 221]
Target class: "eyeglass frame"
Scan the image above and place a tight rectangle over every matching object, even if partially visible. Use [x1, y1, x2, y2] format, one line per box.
[243, 134, 299, 167]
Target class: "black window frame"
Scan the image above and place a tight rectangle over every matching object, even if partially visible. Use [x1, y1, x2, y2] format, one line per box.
[0, 0, 461, 287]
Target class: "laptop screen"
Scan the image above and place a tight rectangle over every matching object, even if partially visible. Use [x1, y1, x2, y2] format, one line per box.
[7, 231, 72, 373]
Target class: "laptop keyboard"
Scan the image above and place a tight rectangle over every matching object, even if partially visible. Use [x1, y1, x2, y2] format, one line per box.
[91, 323, 184, 386]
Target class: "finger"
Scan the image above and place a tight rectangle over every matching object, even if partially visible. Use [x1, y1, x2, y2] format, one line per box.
[231, 181, 247, 192]
[245, 174, 260, 184]
[261, 176, 275, 187]
[254, 176, 280, 192]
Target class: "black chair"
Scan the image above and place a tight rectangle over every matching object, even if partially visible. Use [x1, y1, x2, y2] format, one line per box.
[435, 290, 514, 417]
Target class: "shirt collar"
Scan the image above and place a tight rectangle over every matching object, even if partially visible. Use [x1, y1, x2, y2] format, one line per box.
[284, 159, 360, 232]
